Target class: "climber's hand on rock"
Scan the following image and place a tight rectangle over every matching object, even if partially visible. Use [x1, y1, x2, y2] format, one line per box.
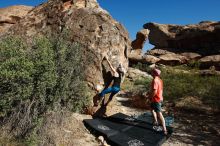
[105, 55, 109, 60]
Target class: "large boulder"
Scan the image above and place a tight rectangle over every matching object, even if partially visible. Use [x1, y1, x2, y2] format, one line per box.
[131, 21, 220, 70]
[158, 53, 188, 65]
[144, 21, 220, 55]
[126, 67, 152, 80]
[180, 52, 202, 60]
[145, 49, 189, 66]
[0, 5, 33, 34]
[146, 48, 175, 56]
[129, 29, 150, 64]
[3, 0, 131, 91]
[145, 49, 202, 66]
[199, 55, 220, 70]
[131, 29, 150, 54]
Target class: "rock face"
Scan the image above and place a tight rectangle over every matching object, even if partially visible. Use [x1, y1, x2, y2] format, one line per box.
[144, 21, 220, 55]
[129, 29, 150, 64]
[199, 55, 220, 70]
[131, 29, 149, 54]
[130, 21, 220, 70]
[126, 67, 151, 80]
[3, 0, 131, 91]
[0, 5, 33, 34]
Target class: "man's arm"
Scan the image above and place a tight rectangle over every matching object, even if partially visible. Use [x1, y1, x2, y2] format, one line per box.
[105, 56, 119, 77]
[148, 78, 158, 99]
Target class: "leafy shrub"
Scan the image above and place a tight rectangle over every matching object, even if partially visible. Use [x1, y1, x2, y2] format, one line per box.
[0, 37, 35, 117]
[0, 34, 90, 138]
[161, 68, 220, 109]
[50, 36, 90, 112]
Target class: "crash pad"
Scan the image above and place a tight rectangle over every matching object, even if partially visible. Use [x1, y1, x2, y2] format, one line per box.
[84, 113, 173, 146]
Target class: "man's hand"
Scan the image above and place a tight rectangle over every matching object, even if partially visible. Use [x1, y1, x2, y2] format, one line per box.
[143, 91, 150, 98]
[103, 55, 109, 60]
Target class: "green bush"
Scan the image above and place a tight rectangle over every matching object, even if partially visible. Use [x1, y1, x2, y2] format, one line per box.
[0, 37, 35, 117]
[187, 60, 201, 69]
[121, 77, 151, 95]
[0, 34, 90, 138]
[127, 64, 220, 109]
[161, 68, 220, 109]
[50, 36, 89, 112]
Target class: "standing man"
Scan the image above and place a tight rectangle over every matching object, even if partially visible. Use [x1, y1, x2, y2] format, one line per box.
[147, 68, 167, 135]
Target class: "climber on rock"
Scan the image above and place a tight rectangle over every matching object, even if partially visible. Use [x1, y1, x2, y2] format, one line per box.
[95, 56, 126, 108]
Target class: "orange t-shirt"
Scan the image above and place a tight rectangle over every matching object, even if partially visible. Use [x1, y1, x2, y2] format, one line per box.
[151, 77, 163, 103]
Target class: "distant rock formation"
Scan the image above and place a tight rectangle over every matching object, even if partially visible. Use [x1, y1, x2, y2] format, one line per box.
[3, 0, 131, 91]
[144, 21, 220, 55]
[129, 29, 150, 64]
[131, 29, 149, 55]
[0, 5, 33, 34]
[130, 21, 220, 70]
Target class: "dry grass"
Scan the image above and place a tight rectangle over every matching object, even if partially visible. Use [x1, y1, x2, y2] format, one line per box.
[175, 96, 214, 112]
[37, 110, 99, 146]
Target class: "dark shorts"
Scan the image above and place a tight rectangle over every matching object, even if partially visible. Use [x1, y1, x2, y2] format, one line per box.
[151, 102, 162, 112]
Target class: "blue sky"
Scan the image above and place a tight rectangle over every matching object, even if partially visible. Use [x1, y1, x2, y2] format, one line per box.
[1, 0, 220, 50]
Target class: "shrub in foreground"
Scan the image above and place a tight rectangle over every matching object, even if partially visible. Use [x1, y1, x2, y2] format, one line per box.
[0, 35, 90, 139]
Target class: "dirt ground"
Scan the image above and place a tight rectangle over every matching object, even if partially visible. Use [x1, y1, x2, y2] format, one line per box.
[87, 92, 220, 146]
[20, 91, 218, 146]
